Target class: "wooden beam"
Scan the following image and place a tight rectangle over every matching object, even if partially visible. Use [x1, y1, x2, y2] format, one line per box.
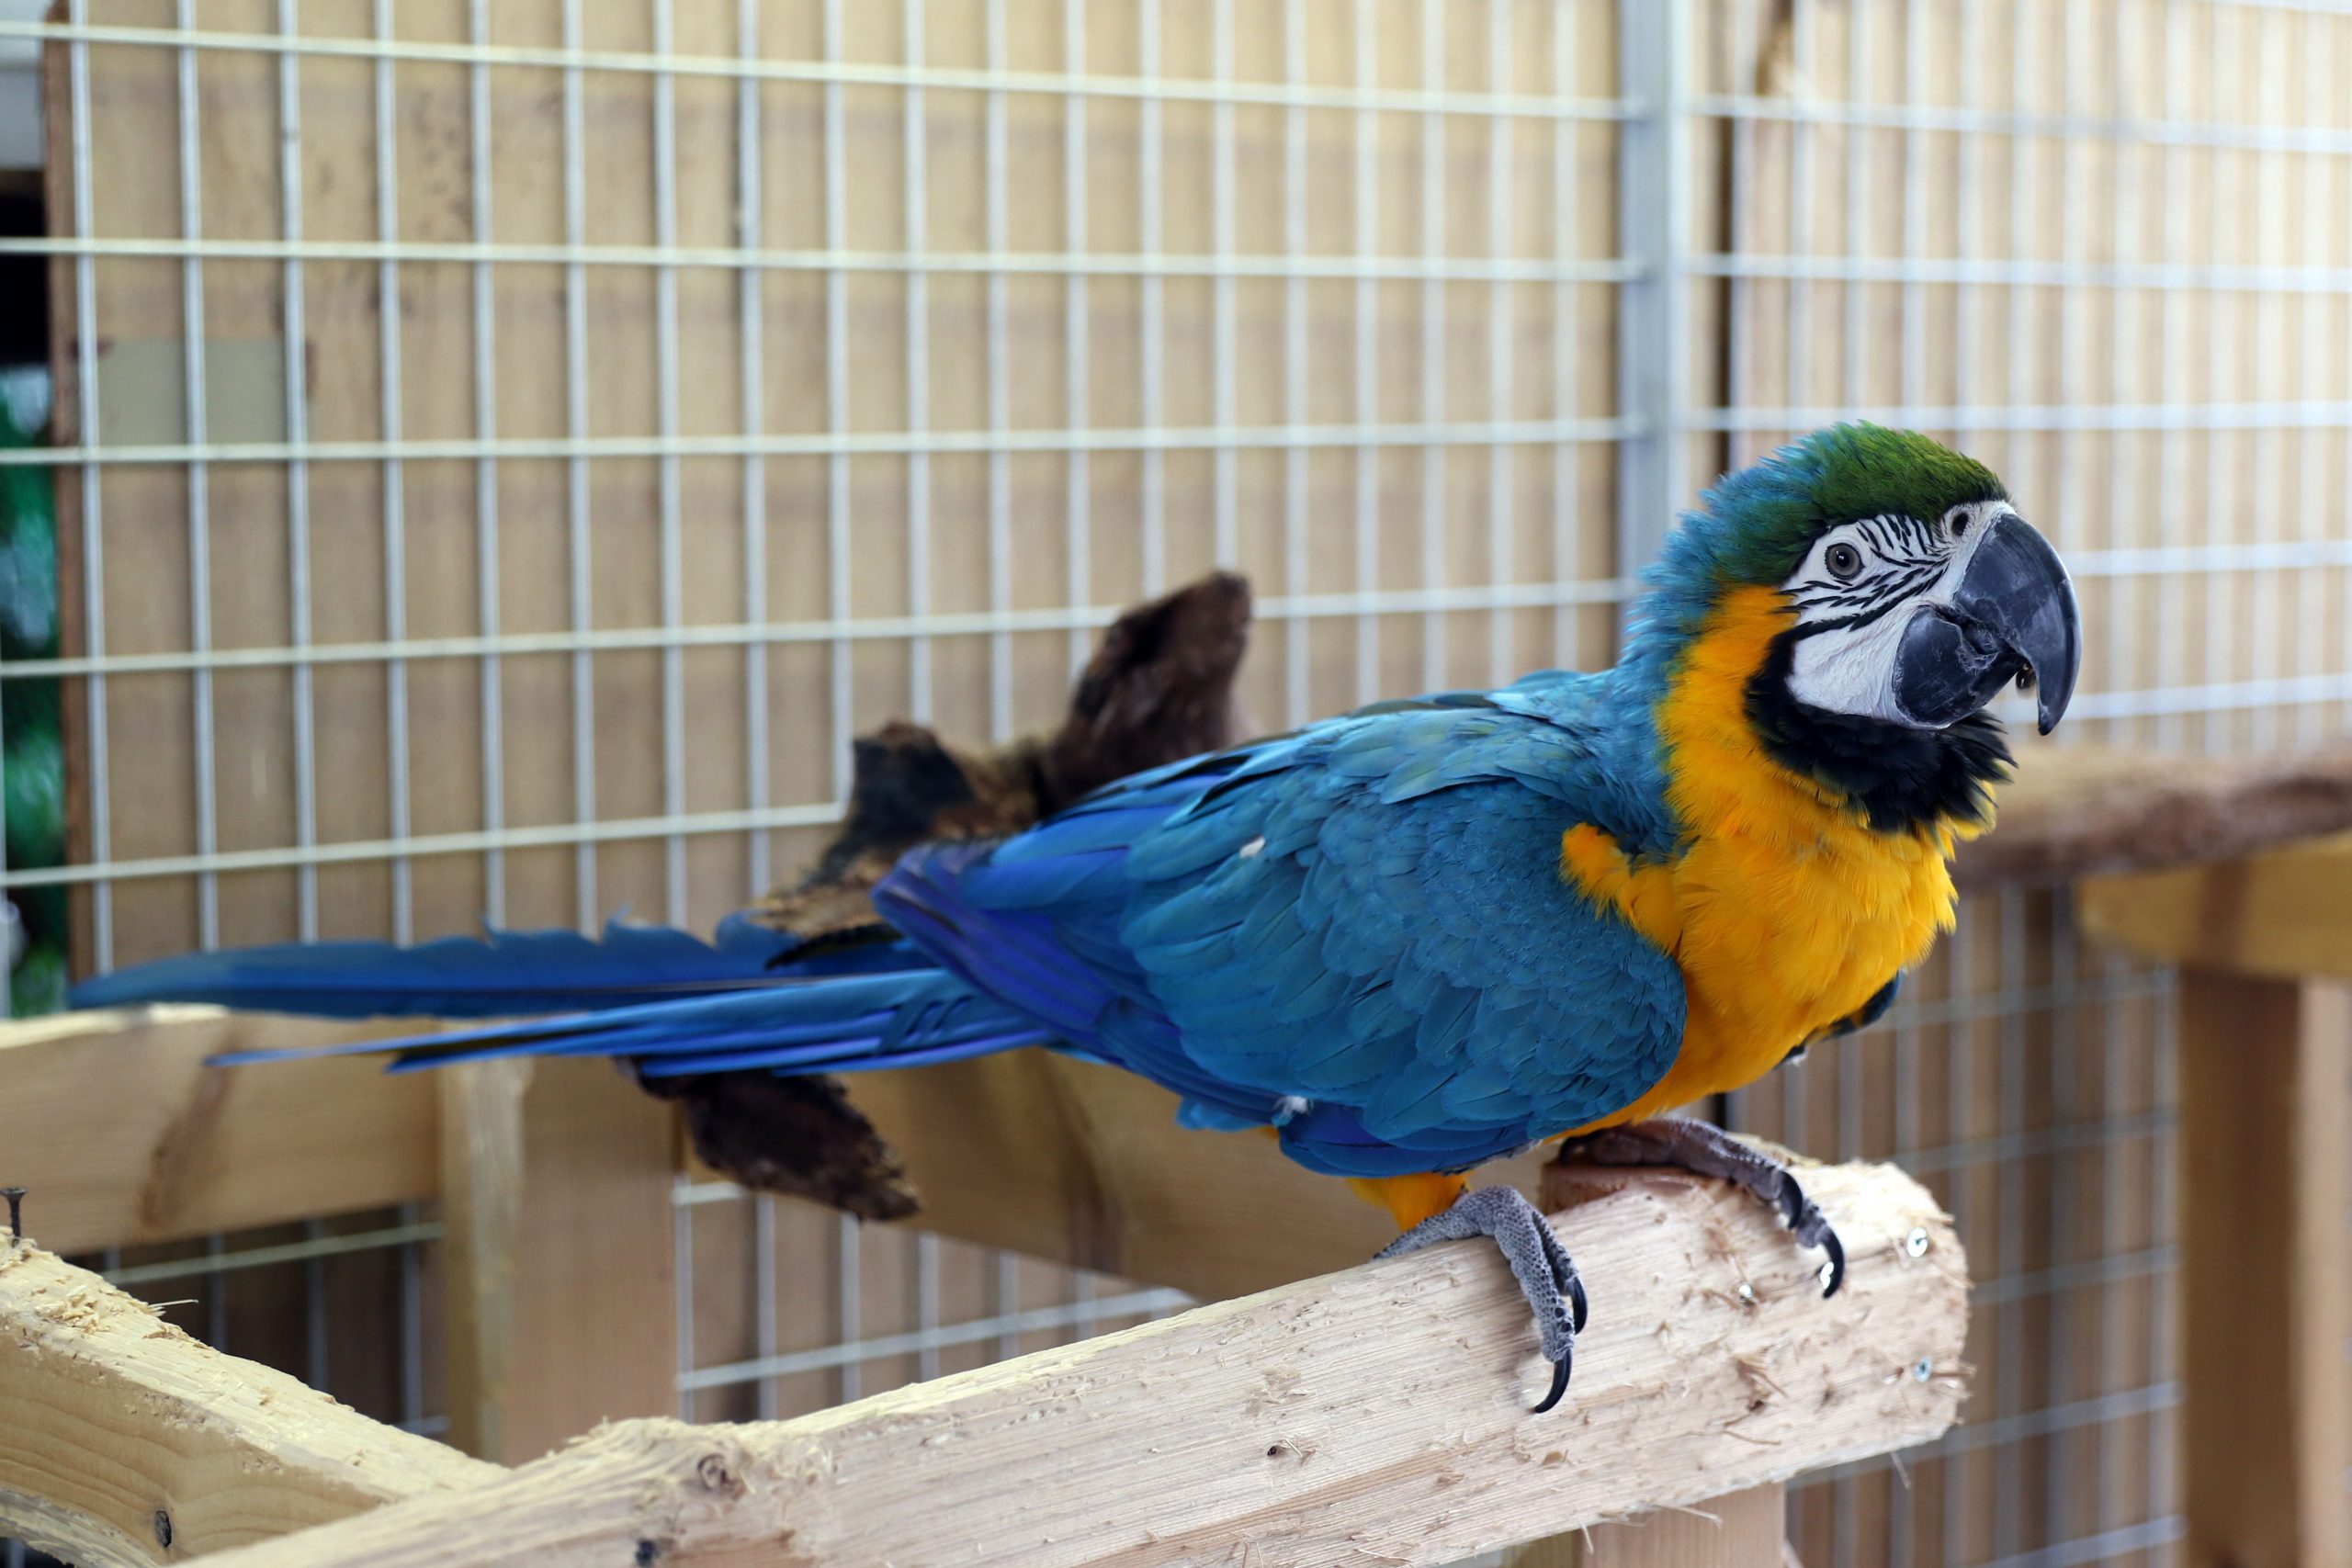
[2177, 973, 2351, 1568]
[0, 1239, 498, 1566]
[0, 1001, 1518, 1300]
[0, 1006, 434, 1256]
[1504, 1484, 1787, 1567]
[205, 1159, 1964, 1568]
[2075, 832, 2352, 983]
[1954, 742, 2352, 891]
[0, 1002, 1883, 1324]
[440, 1058, 682, 1465]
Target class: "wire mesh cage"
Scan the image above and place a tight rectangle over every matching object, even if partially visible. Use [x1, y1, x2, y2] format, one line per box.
[5, 1, 2352, 1563]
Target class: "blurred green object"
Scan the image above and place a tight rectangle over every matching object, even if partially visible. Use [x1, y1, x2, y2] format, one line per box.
[0, 468, 54, 655]
[1, 365, 63, 1015]
[4, 709, 62, 870]
[9, 940, 65, 1019]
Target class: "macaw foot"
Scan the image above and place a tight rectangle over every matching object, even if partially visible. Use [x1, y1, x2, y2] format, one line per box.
[1555, 1118, 1846, 1297]
[1373, 1185, 1588, 1414]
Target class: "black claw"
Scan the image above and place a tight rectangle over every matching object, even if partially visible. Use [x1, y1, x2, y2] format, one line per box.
[1532, 1348, 1572, 1415]
[1819, 1227, 1847, 1298]
[1566, 1270, 1589, 1334]
[1776, 1173, 1812, 1232]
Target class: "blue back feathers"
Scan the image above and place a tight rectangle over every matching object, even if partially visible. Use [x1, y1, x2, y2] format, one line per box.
[869, 686, 1689, 1176]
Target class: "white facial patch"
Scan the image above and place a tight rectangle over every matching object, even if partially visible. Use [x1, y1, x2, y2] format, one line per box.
[1781, 500, 2010, 727]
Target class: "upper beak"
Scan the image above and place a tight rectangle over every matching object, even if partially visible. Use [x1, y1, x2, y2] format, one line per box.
[1893, 513, 2081, 735]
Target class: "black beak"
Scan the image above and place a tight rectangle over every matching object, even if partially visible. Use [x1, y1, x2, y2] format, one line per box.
[1892, 513, 2081, 735]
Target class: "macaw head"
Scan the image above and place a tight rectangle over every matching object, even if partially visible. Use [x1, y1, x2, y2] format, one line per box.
[1649, 423, 2081, 739]
[1621, 424, 2083, 833]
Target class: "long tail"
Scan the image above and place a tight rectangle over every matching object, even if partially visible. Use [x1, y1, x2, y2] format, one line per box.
[68, 912, 834, 1020]
[68, 915, 1052, 1078]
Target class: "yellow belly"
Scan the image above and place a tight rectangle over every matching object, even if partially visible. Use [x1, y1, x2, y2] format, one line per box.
[1558, 584, 1981, 1134]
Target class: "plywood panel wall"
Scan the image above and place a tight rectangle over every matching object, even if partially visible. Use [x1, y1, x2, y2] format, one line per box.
[46, 0, 1631, 972]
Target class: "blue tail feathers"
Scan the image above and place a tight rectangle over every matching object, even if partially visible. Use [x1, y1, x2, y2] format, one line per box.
[73, 913, 1050, 1080]
[67, 913, 835, 1020]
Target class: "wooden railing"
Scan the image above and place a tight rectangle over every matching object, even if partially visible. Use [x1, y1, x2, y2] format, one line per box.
[0, 1154, 1962, 1566]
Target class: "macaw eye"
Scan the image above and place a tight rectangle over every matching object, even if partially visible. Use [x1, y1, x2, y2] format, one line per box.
[1946, 507, 1971, 538]
[1825, 542, 1864, 581]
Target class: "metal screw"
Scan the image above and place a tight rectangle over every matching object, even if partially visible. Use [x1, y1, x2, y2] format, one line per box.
[1904, 1226, 1931, 1258]
[1735, 1281, 1757, 1305]
[2, 1188, 25, 1242]
[1911, 1358, 1934, 1384]
[153, 1508, 174, 1550]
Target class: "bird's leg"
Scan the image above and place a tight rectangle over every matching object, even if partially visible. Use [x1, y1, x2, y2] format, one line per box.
[1555, 1119, 1846, 1297]
[1373, 1185, 1588, 1414]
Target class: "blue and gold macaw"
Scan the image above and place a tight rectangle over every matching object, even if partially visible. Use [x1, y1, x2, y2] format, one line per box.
[76, 425, 2079, 1410]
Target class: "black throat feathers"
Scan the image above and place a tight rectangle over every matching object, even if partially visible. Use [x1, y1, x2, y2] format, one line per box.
[1745, 628, 2014, 836]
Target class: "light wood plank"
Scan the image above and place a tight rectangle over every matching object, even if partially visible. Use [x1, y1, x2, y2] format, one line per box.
[2076, 833, 2352, 983]
[0, 1002, 1623, 1312]
[2177, 974, 2352, 1568]
[0, 1240, 497, 1566]
[206, 1159, 1965, 1568]
[0, 1005, 434, 1256]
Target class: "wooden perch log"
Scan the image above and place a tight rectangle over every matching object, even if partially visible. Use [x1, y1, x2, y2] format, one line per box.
[208, 1159, 1964, 1568]
[0, 1239, 497, 1566]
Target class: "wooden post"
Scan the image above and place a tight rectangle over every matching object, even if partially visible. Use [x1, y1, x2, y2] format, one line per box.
[436, 1060, 531, 1465]
[2176, 973, 2350, 1568]
[1505, 1485, 1788, 1567]
[439, 1058, 681, 1466]
[2079, 849, 2352, 1568]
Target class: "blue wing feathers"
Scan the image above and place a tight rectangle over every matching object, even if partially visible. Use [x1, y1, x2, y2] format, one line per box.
[1103, 696, 1686, 1172]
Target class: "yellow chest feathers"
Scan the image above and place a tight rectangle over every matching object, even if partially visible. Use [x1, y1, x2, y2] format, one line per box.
[1560, 586, 1980, 1126]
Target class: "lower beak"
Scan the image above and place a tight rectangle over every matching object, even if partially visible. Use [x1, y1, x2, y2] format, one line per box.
[1892, 513, 2081, 735]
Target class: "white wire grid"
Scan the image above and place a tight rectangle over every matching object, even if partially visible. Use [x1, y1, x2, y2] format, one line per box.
[5, 1, 2350, 1564]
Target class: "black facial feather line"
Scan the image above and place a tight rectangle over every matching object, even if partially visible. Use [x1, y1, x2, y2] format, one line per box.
[1793, 561, 1941, 615]
[1856, 513, 1944, 560]
[1788, 513, 1951, 618]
